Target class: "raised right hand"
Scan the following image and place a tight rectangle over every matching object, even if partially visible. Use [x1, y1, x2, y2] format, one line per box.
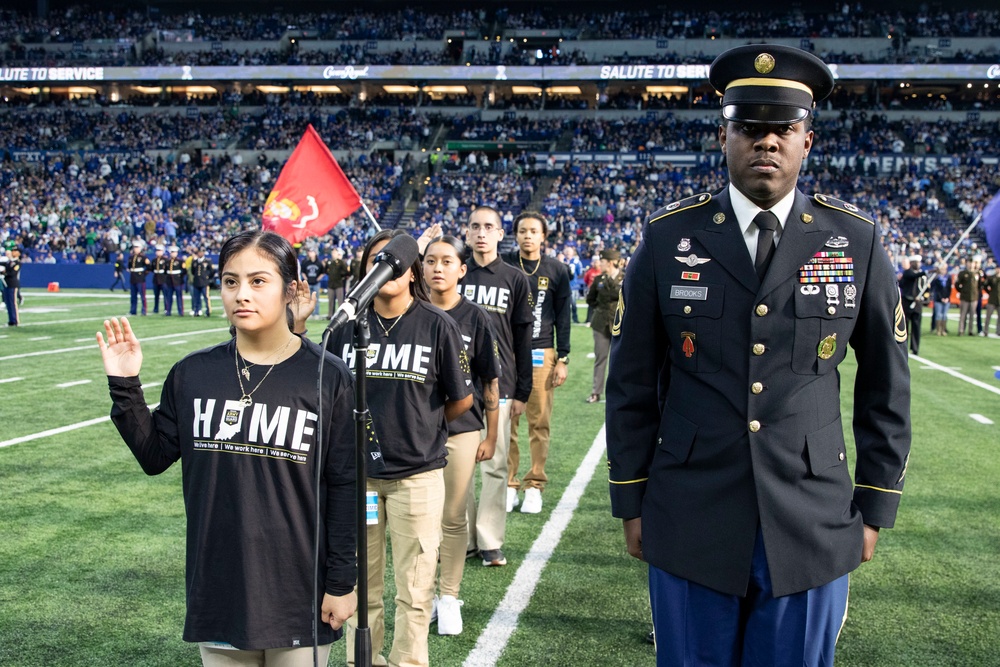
[97, 317, 143, 377]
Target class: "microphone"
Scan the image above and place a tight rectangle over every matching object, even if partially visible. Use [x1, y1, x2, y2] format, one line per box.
[325, 234, 420, 334]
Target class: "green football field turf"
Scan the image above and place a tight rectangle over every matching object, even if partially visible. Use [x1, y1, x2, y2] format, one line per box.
[1, 288, 998, 666]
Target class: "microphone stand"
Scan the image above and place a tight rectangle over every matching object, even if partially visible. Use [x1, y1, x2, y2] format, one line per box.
[352, 307, 373, 667]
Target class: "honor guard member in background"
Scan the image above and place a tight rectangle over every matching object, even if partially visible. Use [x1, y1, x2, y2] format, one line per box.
[300, 246, 325, 318]
[2, 247, 20, 326]
[606, 44, 912, 667]
[325, 248, 350, 319]
[110, 253, 128, 292]
[164, 245, 185, 316]
[502, 211, 572, 514]
[585, 248, 624, 404]
[190, 248, 214, 317]
[983, 265, 1000, 336]
[151, 244, 169, 314]
[128, 239, 151, 316]
[954, 257, 979, 336]
[461, 205, 533, 566]
[898, 255, 927, 354]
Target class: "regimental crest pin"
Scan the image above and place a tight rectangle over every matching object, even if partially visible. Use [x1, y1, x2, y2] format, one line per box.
[674, 254, 711, 267]
[677, 238, 692, 252]
[817, 334, 837, 360]
[825, 236, 850, 249]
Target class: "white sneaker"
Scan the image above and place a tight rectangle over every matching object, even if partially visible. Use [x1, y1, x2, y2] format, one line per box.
[430, 594, 439, 622]
[520, 488, 542, 514]
[506, 487, 519, 513]
[437, 595, 464, 635]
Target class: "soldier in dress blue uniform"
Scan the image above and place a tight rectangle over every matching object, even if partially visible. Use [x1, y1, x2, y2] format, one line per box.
[606, 44, 912, 666]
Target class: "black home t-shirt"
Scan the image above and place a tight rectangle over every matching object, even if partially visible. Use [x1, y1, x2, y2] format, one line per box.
[329, 300, 472, 479]
[460, 257, 533, 399]
[502, 250, 572, 354]
[108, 338, 356, 649]
[442, 297, 501, 436]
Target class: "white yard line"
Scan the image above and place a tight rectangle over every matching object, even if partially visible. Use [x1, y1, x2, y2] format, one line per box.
[910, 353, 1000, 397]
[969, 414, 995, 425]
[29, 336, 52, 341]
[0, 403, 160, 449]
[0, 328, 227, 361]
[56, 379, 93, 388]
[464, 426, 607, 667]
[0, 377, 25, 384]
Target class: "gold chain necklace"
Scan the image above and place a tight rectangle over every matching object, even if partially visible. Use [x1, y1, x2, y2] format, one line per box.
[234, 336, 294, 406]
[519, 254, 541, 276]
[374, 298, 413, 338]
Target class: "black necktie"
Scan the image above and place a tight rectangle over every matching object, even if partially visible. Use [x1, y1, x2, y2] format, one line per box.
[753, 210, 779, 281]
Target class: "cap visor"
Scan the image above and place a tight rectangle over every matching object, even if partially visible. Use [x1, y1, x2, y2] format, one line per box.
[723, 104, 810, 125]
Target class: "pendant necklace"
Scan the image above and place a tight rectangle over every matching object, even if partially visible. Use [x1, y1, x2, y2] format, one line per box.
[234, 336, 293, 406]
[519, 254, 541, 276]
[374, 297, 413, 338]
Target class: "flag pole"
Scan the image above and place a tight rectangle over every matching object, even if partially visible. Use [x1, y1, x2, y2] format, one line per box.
[359, 199, 382, 232]
[916, 212, 981, 296]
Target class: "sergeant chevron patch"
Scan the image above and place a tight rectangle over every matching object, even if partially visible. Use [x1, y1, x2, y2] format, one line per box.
[894, 290, 908, 343]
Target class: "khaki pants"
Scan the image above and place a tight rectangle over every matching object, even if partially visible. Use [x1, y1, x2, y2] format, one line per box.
[200, 644, 331, 667]
[346, 470, 444, 667]
[439, 431, 480, 597]
[508, 348, 556, 492]
[985, 303, 999, 335]
[592, 329, 611, 396]
[467, 400, 514, 552]
[958, 300, 976, 335]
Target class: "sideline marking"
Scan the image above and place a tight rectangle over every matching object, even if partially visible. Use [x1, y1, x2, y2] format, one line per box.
[30, 336, 53, 341]
[0, 328, 227, 361]
[168, 340, 189, 345]
[464, 426, 607, 667]
[0, 377, 25, 384]
[911, 354, 1000, 397]
[0, 402, 160, 448]
[969, 414, 994, 425]
[57, 379, 92, 388]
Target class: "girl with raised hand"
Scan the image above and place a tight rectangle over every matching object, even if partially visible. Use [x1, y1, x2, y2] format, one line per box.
[98, 229, 357, 667]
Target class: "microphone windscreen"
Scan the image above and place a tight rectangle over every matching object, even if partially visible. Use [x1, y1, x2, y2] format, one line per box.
[379, 234, 420, 278]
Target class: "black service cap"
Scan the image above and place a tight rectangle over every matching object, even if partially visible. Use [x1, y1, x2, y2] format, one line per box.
[709, 44, 834, 124]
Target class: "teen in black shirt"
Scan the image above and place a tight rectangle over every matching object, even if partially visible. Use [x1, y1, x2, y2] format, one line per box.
[99, 230, 358, 665]
[459, 205, 533, 567]
[329, 229, 472, 667]
[424, 235, 501, 635]
[502, 211, 572, 514]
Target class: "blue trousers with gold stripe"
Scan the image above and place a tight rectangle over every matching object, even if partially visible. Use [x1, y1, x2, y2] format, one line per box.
[650, 526, 849, 667]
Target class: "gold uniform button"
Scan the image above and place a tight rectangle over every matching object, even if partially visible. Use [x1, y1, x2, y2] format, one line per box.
[749, 420, 761, 433]
[751, 382, 763, 394]
[756, 304, 769, 317]
[752, 343, 766, 356]
[827, 306, 836, 315]
[839, 452, 845, 461]
[683, 305, 692, 314]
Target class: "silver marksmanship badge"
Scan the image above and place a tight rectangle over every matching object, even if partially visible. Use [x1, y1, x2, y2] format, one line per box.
[825, 236, 849, 249]
[800, 284, 820, 295]
[826, 284, 840, 305]
[844, 284, 857, 308]
[677, 238, 692, 252]
[674, 254, 712, 267]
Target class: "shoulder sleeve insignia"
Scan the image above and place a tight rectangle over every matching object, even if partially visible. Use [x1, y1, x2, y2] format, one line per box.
[813, 193, 875, 225]
[611, 290, 625, 337]
[894, 287, 908, 344]
[649, 192, 713, 225]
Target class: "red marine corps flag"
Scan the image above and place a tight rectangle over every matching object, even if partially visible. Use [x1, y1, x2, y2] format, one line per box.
[262, 125, 363, 244]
